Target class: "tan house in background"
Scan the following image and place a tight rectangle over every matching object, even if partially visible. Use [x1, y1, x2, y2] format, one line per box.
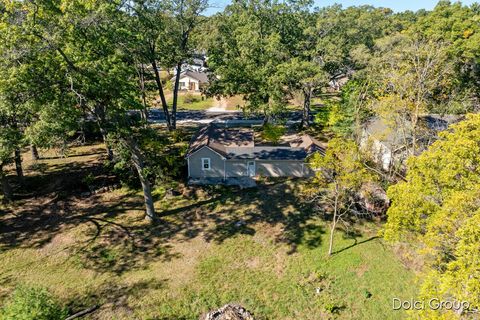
[173, 70, 209, 92]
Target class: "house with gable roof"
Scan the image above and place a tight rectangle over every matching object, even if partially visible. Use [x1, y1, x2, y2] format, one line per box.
[186, 125, 325, 184]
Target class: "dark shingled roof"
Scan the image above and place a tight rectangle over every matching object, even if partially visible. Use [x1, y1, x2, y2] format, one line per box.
[227, 147, 308, 160]
[174, 70, 209, 83]
[186, 125, 325, 160]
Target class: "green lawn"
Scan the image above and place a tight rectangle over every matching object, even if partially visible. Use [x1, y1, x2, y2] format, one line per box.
[148, 88, 215, 111]
[169, 95, 215, 110]
[0, 145, 417, 319]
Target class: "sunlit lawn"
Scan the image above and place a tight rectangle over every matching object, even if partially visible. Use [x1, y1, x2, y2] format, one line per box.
[0, 144, 417, 319]
[168, 94, 215, 110]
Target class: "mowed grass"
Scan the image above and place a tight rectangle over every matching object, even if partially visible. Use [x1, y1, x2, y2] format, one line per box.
[0, 144, 417, 319]
[161, 91, 245, 111]
[171, 95, 215, 110]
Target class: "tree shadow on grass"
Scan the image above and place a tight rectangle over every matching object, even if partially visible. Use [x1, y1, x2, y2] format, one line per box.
[332, 236, 380, 256]
[72, 216, 182, 275]
[1, 170, 345, 277]
[0, 191, 141, 251]
[174, 180, 326, 254]
[0, 174, 375, 277]
[66, 278, 169, 318]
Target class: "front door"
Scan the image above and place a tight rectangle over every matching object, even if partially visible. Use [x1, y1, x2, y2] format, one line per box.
[189, 82, 196, 91]
[247, 161, 255, 177]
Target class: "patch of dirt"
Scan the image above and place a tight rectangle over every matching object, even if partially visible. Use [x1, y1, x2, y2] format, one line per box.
[256, 222, 283, 243]
[149, 236, 212, 290]
[245, 257, 261, 269]
[273, 250, 287, 276]
[355, 264, 369, 277]
[40, 233, 76, 256]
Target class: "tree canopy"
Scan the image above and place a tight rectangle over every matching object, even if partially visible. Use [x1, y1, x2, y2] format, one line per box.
[384, 114, 480, 317]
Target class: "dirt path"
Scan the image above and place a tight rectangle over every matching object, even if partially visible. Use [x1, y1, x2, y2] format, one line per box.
[206, 97, 229, 112]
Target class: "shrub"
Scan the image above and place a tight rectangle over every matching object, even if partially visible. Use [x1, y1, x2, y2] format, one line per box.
[183, 93, 199, 104]
[261, 123, 286, 144]
[81, 173, 96, 190]
[0, 286, 67, 320]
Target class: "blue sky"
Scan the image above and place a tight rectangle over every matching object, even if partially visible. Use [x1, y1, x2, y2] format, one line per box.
[205, 0, 478, 15]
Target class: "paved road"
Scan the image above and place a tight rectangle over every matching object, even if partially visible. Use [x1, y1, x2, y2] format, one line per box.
[146, 109, 311, 125]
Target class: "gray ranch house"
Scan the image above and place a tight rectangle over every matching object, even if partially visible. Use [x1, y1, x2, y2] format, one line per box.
[186, 125, 325, 184]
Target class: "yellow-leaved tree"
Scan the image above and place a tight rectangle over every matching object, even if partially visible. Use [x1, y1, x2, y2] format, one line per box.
[310, 138, 375, 256]
[384, 114, 480, 319]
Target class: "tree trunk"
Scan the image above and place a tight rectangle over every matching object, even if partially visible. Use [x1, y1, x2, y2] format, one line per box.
[93, 104, 113, 160]
[98, 125, 113, 160]
[126, 139, 157, 223]
[31, 145, 39, 161]
[141, 93, 148, 125]
[171, 62, 183, 130]
[328, 185, 339, 256]
[14, 148, 24, 181]
[411, 112, 418, 156]
[150, 58, 172, 130]
[137, 63, 149, 126]
[301, 87, 312, 128]
[137, 166, 156, 223]
[0, 165, 12, 201]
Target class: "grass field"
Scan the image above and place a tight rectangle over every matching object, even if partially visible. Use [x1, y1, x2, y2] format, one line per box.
[0, 144, 418, 319]
[165, 92, 244, 111]
[168, 94, 215, 110]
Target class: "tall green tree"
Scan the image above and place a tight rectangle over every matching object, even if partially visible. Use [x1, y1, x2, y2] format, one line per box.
[21, 0, 138, 160]
[206, 0, 289, 122]
[367, 35, 459, 156]
[3, 0, 159, 221]
[127, 0, 173, 129]
[313, 5, 400, 80]
[274, 58, 326, 127]
[311, 5, 417, 139]
[0, 0, 79, 196]
[168, 0, 208, 129]
[127, 0, 208, 130]
[410, 1, 480, 107]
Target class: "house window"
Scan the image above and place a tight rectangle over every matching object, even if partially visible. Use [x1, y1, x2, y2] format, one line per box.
[201, 158, 211, 170]
[179, 81, 185, 88]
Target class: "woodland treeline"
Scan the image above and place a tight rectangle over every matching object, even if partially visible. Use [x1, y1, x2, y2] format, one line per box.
[1, 1, 479, 318]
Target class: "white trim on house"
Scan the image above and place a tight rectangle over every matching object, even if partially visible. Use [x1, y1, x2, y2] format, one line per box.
[224, 160, 226, 180]
[186, 146, 226, 160]
[201, 158, 211, 171]
[187, 157, 191, 177]
[247, 160, 256, 177]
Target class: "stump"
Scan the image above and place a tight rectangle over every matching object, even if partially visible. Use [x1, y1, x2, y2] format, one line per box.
[200, 304, 255, 320]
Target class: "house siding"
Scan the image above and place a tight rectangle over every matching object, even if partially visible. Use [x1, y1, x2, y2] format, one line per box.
[188, 147, 225, 178]
[223, 160, 313, 178]
[256, 160, 312, 177]
[225, 160, 247, 177]
[188, 149, 315, 180]
[179, 76, 200, 91]
[360, 132, 392, 170]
